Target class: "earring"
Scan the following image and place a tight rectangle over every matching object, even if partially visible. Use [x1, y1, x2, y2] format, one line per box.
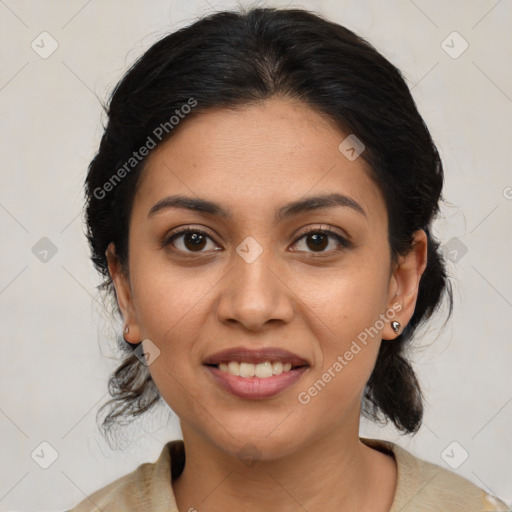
[391, 321, 401, 334]
[124, 325, 129, 334]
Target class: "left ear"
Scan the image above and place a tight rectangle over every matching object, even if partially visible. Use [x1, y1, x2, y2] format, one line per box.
[383, 229, 428, 340]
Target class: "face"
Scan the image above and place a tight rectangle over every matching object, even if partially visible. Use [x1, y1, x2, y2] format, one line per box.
[107, 96, 426, 461]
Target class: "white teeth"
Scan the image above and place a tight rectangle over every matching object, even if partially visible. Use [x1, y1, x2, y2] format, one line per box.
[227, 361, 239, 375]
[240, 362, 255, 377]
[272, 361, 283, 375]
[255, 362, 272, 378]
[217, 361, 294, 378]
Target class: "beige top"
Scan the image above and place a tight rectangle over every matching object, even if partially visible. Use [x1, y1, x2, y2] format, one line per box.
[69, 437, 510, 511]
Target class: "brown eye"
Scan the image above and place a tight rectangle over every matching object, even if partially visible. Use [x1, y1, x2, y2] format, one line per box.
[305, 232, 329, 251]
[162, 227, 220, 254]
[292, 227, 351, 254]
[181, 232, 207, 251]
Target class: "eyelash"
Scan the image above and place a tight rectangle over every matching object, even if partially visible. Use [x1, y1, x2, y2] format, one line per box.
[161, 224, 351, 257]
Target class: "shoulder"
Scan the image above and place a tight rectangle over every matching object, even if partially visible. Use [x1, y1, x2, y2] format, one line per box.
[68, 440, 183, 512]
[68, 460, 156, 512]
[360, 437, 511, 512]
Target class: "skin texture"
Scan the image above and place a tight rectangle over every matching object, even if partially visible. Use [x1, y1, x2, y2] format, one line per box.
[106, 96, 428, 511]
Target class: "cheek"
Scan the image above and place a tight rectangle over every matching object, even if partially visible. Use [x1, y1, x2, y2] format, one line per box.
[293, 260, 389, 390]
[129, 253, 214, 341]
[292, 260, 389, 337]
[131, 270, 206, 410]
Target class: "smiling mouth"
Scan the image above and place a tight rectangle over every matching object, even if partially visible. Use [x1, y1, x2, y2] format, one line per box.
[204, 361, 308, 379]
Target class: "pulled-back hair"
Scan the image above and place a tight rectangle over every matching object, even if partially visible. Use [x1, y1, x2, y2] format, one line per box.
[85, 6, 453, 441]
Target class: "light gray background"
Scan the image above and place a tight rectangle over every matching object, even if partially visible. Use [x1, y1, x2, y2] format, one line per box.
[1, 0, 511, 510]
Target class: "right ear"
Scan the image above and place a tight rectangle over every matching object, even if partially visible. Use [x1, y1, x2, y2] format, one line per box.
[105, 242, 141, 344]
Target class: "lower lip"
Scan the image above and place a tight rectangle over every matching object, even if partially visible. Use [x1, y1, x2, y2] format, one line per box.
[204, 365, 309, 399]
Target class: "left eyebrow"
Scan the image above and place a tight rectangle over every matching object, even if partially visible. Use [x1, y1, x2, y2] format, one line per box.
[275, 193, 367, 222]
[147, 192, 367, 221]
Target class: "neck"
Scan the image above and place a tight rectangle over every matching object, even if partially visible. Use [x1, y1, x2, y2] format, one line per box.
[172, 418, 396, 512]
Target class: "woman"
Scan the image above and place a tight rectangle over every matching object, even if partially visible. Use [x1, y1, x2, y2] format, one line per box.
[70, 6, 510, 511]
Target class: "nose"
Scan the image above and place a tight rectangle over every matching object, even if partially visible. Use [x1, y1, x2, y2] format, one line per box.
[215, 241, 295, 331]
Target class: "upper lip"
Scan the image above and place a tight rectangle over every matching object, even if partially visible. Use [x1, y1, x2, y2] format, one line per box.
[203, 346, 310, 367]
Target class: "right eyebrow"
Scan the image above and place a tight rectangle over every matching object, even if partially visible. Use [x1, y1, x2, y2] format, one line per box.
[148, 195, 231, 219]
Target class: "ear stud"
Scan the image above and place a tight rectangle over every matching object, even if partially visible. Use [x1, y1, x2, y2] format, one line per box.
[391, 321, 401, 334]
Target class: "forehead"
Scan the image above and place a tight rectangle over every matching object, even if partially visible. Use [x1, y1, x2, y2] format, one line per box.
[133, 97, 387, 227]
